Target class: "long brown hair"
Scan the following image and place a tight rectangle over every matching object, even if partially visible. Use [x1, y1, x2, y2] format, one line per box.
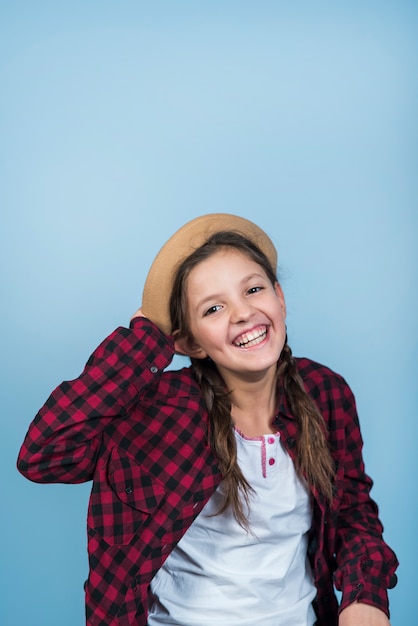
[169, 231, 335, 528]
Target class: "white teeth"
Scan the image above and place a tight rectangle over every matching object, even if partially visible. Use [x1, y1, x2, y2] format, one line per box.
[234, 328, 267, 348]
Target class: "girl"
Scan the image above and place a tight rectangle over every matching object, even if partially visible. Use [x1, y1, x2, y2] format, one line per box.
[17, 213, 398, 626]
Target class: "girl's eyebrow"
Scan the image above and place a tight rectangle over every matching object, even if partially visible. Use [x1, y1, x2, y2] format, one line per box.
[242, 272, 266, 282]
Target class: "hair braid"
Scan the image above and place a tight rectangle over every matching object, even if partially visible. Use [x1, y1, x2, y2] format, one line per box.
[278, 342, 335, 502]
[191, 358, 254, 530]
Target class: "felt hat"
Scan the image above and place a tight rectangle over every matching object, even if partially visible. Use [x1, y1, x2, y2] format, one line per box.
[141, 213, 277, 335]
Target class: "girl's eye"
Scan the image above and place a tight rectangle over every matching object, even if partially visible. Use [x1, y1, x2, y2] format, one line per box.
[204, 304, 222, 316]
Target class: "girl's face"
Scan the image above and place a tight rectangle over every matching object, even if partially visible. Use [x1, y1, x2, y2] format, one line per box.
[175, 248, 287, 385]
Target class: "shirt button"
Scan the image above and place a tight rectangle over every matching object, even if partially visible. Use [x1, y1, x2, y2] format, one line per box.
[150, 366, 158, 374]
[268, 458, 275, 466]
[267, 437, 275, 444]
[388, 574, 398, 589]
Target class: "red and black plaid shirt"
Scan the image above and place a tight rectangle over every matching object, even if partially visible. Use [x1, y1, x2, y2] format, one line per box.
[17, 317, 398, 626]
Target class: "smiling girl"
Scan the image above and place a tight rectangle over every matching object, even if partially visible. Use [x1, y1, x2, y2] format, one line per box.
[17, 214, 398, 626]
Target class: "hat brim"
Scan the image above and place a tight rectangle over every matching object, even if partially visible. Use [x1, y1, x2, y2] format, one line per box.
[141, 213, 278, 335]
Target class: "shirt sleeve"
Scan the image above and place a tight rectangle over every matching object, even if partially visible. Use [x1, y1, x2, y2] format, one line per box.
[332, 379, 398, 617]
[17, 317, 175, 484]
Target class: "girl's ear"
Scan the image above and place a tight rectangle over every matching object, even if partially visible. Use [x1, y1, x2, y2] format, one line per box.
[274, 282, 287, 318]
[173, 333, 208, 359]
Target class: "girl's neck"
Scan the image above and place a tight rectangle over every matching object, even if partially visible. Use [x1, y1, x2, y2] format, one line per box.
[229, 376, 278, 437]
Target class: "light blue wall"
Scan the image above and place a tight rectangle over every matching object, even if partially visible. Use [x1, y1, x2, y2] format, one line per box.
[1, 2, 416, 624]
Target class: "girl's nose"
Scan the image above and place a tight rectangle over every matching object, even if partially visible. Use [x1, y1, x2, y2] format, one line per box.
[230, 299, 253, 323]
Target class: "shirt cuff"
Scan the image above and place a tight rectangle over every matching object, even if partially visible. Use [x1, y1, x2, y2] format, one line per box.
[336, 557, 398, 617]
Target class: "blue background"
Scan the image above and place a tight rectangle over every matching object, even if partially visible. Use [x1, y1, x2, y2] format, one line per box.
[1, 2, 416, 624]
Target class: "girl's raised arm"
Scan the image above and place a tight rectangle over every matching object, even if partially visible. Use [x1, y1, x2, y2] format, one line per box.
[17, 317, 174, 484]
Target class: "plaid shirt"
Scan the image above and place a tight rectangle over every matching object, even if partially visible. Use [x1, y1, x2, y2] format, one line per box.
[17, 318, 398, 626]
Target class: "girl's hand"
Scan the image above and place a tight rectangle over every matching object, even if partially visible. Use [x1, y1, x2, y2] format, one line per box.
[339, 603, 390, 626]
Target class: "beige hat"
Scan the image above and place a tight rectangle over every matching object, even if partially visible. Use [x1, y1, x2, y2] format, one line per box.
[142, 213, 277, 335]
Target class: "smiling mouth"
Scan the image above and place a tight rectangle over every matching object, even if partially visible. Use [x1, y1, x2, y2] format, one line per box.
[233, 326, 268, 348]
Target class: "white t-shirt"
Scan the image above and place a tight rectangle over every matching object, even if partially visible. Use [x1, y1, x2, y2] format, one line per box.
[148, 429, 317, 626]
